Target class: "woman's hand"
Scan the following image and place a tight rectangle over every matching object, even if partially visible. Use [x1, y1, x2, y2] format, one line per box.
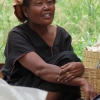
[80, 78, 98, 100]
[57, 62, 84, 82]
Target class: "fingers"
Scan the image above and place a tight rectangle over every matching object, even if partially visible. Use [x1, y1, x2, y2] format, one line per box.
[57, 73, 66, 82]
[86, 95, 91, 100]
[90, 90, 98, 100]
[81, 80, 98, 100]
[61, 63, 71, 69]
[59, 68, 69, 75]
[60, 64, 71, 75]
[70, 70, 81, 77]
[60, 62, 83, 76]
[84, 85, 98, 100]
[86, 92, 90, 100]
[89, 88, 98, 100]
[86, 90, 98, 100]
[58, 72, 75, 82]
[64, 74, 75, 82]
[85, 89, 94, 100]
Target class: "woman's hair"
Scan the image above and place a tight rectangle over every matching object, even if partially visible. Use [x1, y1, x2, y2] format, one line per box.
[13, 0, 56, 23]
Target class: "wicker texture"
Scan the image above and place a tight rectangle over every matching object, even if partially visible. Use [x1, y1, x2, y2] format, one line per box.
[83, 49, 100, 68]
[81, 68, 100, 98]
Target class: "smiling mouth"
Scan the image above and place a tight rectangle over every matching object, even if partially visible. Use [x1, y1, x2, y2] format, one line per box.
[43, 13, 51, 18]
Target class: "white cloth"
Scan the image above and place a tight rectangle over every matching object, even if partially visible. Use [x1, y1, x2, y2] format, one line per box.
[86, 46, 100, 52]
[0, 78, 47, 100]
[93, 40, 100, 47]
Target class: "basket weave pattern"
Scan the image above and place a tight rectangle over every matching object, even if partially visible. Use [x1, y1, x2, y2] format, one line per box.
[81, 49, 100, 98]
[83, 49, 100, 68]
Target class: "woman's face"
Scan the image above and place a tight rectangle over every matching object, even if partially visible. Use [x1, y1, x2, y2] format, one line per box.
[25, 0, 55, 25]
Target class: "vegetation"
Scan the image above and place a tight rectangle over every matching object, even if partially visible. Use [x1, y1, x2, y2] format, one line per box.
[0, 0, 100, 63]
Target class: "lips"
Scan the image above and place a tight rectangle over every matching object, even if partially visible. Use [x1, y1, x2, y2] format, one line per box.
[42, 13, 51, 18]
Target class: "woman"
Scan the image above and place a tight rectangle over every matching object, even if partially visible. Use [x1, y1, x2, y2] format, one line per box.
[1, 0, 97, 100]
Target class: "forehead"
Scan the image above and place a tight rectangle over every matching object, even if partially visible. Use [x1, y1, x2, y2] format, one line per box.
[31, 0, 53, 2]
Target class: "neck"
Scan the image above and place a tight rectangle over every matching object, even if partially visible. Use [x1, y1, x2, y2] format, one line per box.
[27, 22, 51, 35]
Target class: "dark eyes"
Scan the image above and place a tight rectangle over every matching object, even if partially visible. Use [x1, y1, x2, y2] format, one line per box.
[36, 0, 53, 5]
[48, 0, 53, 4]
[36, 2, 42, 5]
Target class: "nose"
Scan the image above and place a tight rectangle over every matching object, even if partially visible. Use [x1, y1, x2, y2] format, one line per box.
[43, 3, 50, 10]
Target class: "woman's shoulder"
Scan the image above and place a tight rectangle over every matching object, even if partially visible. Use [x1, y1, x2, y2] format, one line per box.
[56, 25, 67, 32]
[8, 23, 32, 37]
[11, 23, 28, 32]
[7, 23, 31, 40]
[56, 25, 70, 37]
[50, 25, 68, 33]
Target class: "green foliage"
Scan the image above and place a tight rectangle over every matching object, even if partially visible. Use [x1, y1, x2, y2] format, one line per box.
[53, 0, 100, 61]
[0, 0, 100, 63]
[0, 0, 19, 63]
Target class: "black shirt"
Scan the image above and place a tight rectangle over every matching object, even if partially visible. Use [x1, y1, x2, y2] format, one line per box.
[1, 23, 80, 94]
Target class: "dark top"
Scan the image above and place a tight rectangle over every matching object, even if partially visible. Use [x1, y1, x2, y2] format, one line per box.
[1, 23, 80, 94]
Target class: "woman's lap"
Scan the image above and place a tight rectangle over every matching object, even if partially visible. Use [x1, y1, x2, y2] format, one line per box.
[44, 51, 81, 99]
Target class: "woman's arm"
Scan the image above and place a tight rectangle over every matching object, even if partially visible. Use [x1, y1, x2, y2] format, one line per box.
[18, 52, 62, 83]
[18, 52, 82, 85]
[18, 52, 97, 100]
[57, 62, 85, 82]
[18, 52, 87, 85]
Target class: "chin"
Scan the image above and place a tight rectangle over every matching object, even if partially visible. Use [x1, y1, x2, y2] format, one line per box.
[43, 22, 52, 25]
[41, 20, 53, 25]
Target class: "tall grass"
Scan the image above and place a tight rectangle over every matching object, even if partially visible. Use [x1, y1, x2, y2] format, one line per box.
[54, 0, 100, 60]
[0, 0, 100, 63]
[0, 0, 19, 63]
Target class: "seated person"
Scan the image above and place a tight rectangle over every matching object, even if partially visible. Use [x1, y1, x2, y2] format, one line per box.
[1, 0, 98, 100]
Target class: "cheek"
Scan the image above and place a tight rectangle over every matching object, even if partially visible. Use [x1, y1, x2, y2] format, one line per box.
[51, 6, 55, 16]
[53, 6, 55, 13]
[27, 10, 40, 20]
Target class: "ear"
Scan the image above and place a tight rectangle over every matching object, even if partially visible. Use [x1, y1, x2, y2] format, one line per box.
[22, 6, 28, 18]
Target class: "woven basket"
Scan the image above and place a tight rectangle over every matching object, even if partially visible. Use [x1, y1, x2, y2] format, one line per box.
[83, 49, 100, 68]
[81, 68, 100, 98]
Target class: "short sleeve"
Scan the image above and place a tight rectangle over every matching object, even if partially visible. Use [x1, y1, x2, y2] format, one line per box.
[4, 28, 36, 65]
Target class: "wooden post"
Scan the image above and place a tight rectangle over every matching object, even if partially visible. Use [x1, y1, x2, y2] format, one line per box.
[0, 63, 4, 78]
[0, 63, 4, 70]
